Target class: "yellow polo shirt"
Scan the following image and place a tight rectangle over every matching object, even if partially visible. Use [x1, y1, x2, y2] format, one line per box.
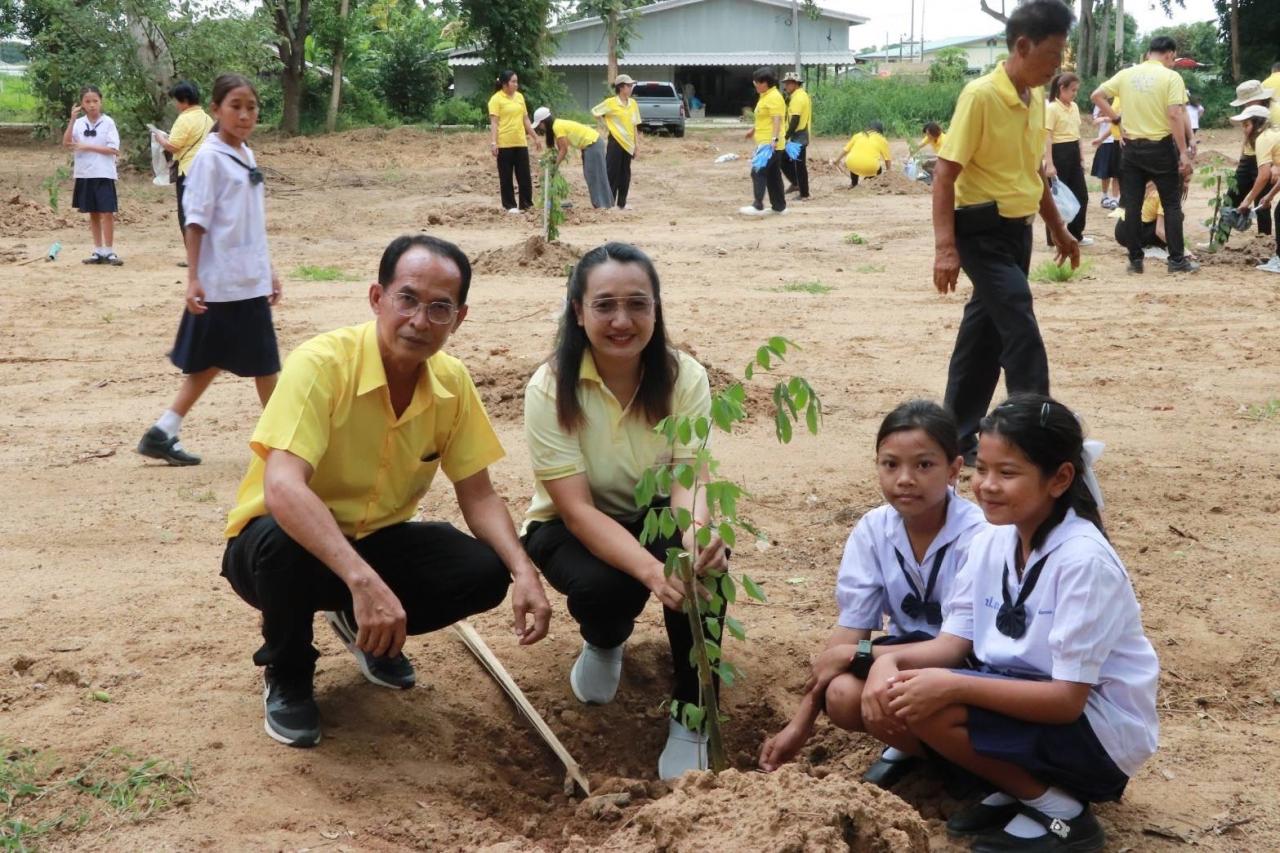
[1263, 73, 1280, 126]
[843, 131, 891, 177]
[919, 132, 947, 153]
[786, 87, 812, 133]
[939, 61, 1046, 219]
[1045, 99, 1081, 143]
[552, 118, 600, 149]
[1100, 59, 1188, 141]
[168, 107, 214, 176]
[1256, 128, 1280, 167]
[522, 349, 711, 529]
[754, 86, 787, 150]
[225, 321, 504, 540]
[488, 90, 529, 148]
[592, 96, 641, 154]
[1117, 192, 1163, 223]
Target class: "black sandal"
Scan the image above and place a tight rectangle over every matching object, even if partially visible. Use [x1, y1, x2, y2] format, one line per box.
[946, 799, 1020, 837]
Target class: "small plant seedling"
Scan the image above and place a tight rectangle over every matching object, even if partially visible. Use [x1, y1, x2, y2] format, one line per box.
[292, 265, 352, 282]
[775, 281, 833, 294]
[100, 312, 115, 324]
[540, 150, 570, 242]
[1198, 157, 1238, 250]
[41, 166, 71, 211]
[843, 232, 867, 246]
[636, 336, 820, 771]
[1030, 258, 1092, 284]
[1240, 399, 1280, 421]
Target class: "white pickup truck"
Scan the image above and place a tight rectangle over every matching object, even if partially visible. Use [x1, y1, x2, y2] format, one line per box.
[632, 81, 687, 138]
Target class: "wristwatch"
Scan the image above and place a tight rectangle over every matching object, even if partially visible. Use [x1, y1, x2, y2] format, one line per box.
[849, 639, 874, 680]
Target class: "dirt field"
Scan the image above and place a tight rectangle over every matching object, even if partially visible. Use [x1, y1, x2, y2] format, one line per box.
[2, 123, 1279, 852]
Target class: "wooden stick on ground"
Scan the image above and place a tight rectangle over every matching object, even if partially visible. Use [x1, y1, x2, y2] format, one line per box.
[452, 620, 591, 796]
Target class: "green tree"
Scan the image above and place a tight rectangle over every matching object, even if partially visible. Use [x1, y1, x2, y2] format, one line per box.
[450, 0, 557, 109]
[571, 0, 643, 93]
[264, 0, 311, 136]
[1148, 21, 1224, 69]
[367, 3, 450, 121]
[928, 47, 968, 84]
[1214, 0, 1279, 82]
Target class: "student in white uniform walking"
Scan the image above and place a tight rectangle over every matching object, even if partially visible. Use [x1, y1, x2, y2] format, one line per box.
[62, 85, 123, 265]
[758, 401, 988, 788]
[137, 73, 283, 467]
[871, 393, 1158, 853]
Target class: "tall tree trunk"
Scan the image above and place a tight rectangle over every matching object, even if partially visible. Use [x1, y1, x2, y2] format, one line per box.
[1113, 0, 1124, 64]
[124, 3, 176, 118]
[272, 0, 311, 137]
[1229, 0, 1240, 81]
[1079, 0, 1093, 75]
[325, 0, 350, 133]
[1094, 0, 1111, 78]
[606, 8, 618, 90]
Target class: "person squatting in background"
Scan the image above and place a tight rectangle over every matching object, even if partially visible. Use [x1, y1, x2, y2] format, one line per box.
[1111, 183, 1168, 254]
[63, 85, 122, 266]
[1231, 104, 1280, 274]
[531, 107, 613, 209]
[834, 121, 892, 188]
[1225, 80, 1275, 239]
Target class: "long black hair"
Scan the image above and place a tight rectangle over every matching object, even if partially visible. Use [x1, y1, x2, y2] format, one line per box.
[494, 69, 517, 92]
[553, 242, 678, 432]
[538, 111, 556, 150]
[979, 393, 1106, 552]
[876, 400, 960, 460]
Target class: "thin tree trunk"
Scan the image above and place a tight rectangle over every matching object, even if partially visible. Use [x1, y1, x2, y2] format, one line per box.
[606, 9, 618, 90]
[1079, 0, 1093, 76]
[1095, 0, 1111, 78]
[1229, 0, 1240, 81]
[325, 0, 349, 133]
[273, 0, 311, 137]
[1113, 0, 1124, 64]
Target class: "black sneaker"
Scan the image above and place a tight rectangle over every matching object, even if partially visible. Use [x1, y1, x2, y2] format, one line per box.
[324, 610, 416, 689]
[1167, 258, 1200, 274]
[971, 805, 1105, 852]
[947, 799, 1021, 837]
[263, 668, 320, 747]
[1126, 259, 1143, 275]
[136, 426, 201, 466]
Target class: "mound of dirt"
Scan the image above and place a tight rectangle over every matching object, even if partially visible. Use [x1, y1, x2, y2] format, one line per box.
[470, 354, 542, 420]
[1198, 238, 1273, 269]
[473, 234, 583, 277]
[582, 766, 929, 852]
[868, 169, 931, 196]
[1, 193, 71, 237]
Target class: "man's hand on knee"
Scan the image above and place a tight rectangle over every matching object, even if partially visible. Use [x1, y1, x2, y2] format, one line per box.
[350, 571, 407, 658]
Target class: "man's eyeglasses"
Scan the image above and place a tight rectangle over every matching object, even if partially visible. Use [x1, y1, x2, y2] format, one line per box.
[390, 291, 458, 325]
[587, 296, 655, 319]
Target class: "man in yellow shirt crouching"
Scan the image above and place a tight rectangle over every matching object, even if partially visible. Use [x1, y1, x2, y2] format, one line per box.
[221, 234, 551, 747]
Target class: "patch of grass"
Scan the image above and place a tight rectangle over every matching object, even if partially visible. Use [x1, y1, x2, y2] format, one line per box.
[775, 281, 834, 294]
[0, 74, 39, 123]
[177, 485, 216, 503]
[1241, 400, 1280, 421]
[1030, 258, 1093, 283]
[292, 265, 354, 282]
[855, 263, 885, 273]
[843, 232, 867, 246]
[100, 312, 114, 324]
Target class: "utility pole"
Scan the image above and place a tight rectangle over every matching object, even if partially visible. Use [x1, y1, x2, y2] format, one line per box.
[792, 0, 801, 75]
[909, 0, 915, 61]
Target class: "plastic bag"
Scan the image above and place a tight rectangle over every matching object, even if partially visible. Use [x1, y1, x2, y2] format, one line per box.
[784, 140, 802, 161]
[904, 159, 919, 181]
[148, 127, 170, 186]
[751, 143, 772, 171]
[1049, 178, 1080, 225]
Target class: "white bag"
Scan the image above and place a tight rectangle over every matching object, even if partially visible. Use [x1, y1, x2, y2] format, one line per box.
[904, 159, 919, 181]
[148, 125, 170, 186]
[1049, 177, 1079, 225]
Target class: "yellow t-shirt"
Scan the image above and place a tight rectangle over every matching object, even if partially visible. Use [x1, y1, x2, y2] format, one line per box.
[843, 131, 891, 177]
[786, 87, 812, 134]
[552, 118, 600, 149]
[1141, 193, 1163, 223]
[754, 86, 787, 150]
[488, 90, 529, 148]
[1256, 128, 1280, 167]
[225, 321, 504, 540]
[919, 132, 947, 153]
[1100, 59, 1188, 141]
[591, 96, 641, 154]
[1045, 99, 1081, 143]
[168, 107, 214, 176]
[522, 349, 711, 529]
[938, 61, 1046, 219]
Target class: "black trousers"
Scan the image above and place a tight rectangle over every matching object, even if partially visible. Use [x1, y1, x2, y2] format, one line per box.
[175, 174, 187, 236]
[523, 514, 724, 707]
[1119, 137, 1186, 264]
[1228, 154, 1274, 237]
[751, 149, 787, 212]
[944, 206, 1048, 456]
[222, 515, 511, 679]
[1047, 141, 1087, 243]
[496, 146, 533, 210]
[605, 136, 633, 208]
[779, 143, 809, 198]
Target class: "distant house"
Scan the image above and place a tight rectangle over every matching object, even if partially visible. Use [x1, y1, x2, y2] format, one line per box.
[448, 0, 868, 115]
[855, 33, 1006, 73]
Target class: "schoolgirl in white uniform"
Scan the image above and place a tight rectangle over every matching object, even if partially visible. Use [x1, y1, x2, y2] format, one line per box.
[62, 85, 123, 265]
[136, 73, 282, 467]
[759, 401, 988, 786]
[878, 393, 1159, 853]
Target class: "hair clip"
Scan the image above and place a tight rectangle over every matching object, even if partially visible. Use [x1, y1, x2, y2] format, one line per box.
[1039, 402, 1051, 427]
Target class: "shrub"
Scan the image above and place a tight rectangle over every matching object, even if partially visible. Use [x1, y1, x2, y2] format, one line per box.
[431, 97, 484, 126]
[812, 77, 965, 138]
[928, 47, 969, 84]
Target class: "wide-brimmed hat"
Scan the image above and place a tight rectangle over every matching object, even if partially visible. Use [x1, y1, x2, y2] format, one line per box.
[1230, 103, 1272, 123]
[531, 106, 552, 127]
[782, 71, 803, 84]
[1230, 80, 1274, 106]
[613, 73, 636, 86]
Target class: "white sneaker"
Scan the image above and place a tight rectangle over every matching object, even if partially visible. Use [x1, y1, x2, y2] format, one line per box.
[507, 207, 521, 214]
[569, 641, 623, 705]
[769, 208, 789, 216]
[1256, 256, 1280, 273]
[658, 717, 709, 781]
[1078, 236, 1095, 246]
[738, 205, 766, 216]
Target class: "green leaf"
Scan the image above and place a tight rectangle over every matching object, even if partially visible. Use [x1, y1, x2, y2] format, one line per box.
[727, 383, 746, 404]
[674, 507, 693, 530]
[718, 522, 736, 548]
[775, 409, 793, 443]
[766, 335, 789, 356]
[723, 573, 738, 604]
[659, 509, 677, 539]
[742, 574, 767, 602]
[677, 418, 693, 445]
[674, 463, 695, 489]
[682, 704, 705, 732]
[656, 466, 673, 494]
[711, 397, 732, 432]
[704, 616, 722, 640]
[720, 483, 739, 518]
[806, 400, 820, 435]
[696, 524, 713, 549]
[756, 346, 771, 369]
[694, 417, 710, 440]
[744, 362, 754, 380]
[641, 508, 658, 544]
[791, 382, 809, 411]
[725, 615, 746, 641]
[634, 469, 656, 510]
[713, 664, 737, 686]
[704, 639, 722, 662]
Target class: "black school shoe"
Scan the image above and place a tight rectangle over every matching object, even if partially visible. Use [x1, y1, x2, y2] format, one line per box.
[136, 426, 202, 466]
[971, 805, 1105, 852]
[325, 610, 416, 689]
[1126, 259, 1143, 275]
[947, 800, 1022, 837]
[861, 753, 918, 789]
[1167, 258, 1200, 274]
[263, 667, 321, 747]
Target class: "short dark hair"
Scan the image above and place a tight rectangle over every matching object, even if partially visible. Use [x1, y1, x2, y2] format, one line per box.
[1273, 61, 1280, 73]
[1148, 35, 1177, 55]
[1005, 0, 1074, 50]
[377, 234, 473, 305]
[923, 121, 942, 137]
[876, 400, 960, 461]
[169, 80, 201, 105]
[867, 120, 885, 135]
[752, 67, 778, 87]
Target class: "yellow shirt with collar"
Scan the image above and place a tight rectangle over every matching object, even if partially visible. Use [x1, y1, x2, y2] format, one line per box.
[938, 61, 1046, 219]
[843, 131, 891, 177]
[591, 96, 641, 154]
[786, 87, 812, 133]
[1256, 128, 1280, 167]
[167, 107, 214, 176]
[225, 321, 504, 540]
[754, 86, 787, 150]
[1045, 99, 1081, 143]
[522, 349, 711, 529]
[1263, 72, 1280, 126]
[1100, 59, 1188, 141]
[488, 90, 529, 148]
[919, 131, 947, 153]
[552, 118, 600, 149]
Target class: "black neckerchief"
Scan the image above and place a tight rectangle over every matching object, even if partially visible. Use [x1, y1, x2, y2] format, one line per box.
[893, 541, 949, 626]
[82, 118, 102, 138]
[995, 551, 1051, 639]
[221, 150, 264, 186]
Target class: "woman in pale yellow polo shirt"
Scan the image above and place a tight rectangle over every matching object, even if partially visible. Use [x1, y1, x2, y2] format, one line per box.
[592, 74, 642, 209]
[1043, 72, 1091, 245]
[521, 242, 729, 780]
[487, 70, 538, 213]
[531, 106, 612, 209]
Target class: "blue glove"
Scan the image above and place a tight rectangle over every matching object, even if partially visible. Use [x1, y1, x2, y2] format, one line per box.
[784, 140, 803, 161]
[751, 143, 772, 171]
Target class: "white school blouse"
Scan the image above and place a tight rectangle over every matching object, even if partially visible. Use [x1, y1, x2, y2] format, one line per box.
[180, 135, 273, 303]
[71, 115, 119, 180]
[942, 510, 1160, 777]
[836, 490, 988, 637]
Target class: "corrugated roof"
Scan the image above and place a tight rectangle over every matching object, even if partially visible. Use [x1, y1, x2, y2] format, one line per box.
[451, 51, 866, 68]
[855, 33, 1004, 60]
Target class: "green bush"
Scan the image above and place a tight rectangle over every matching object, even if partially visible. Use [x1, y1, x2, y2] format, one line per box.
[0, 74, 38, 122]
[812, 76, 964, 138]
[929, 47, 969, 84]
[431, 97, 484, 126]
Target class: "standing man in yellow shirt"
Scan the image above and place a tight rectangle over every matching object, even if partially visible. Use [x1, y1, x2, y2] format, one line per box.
[933, 0, 1079, 465]
[780, 71, 812, 200]
[221, 234, 551, 747]
[739, 67, 788, 216]
[1092, 36, 1197, 274]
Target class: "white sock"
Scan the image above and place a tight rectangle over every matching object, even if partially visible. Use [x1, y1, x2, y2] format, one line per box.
[1003, 787, 1083, 839]
[981, 791, 1017, 806]
[94, 246, 107, 256]
[881, 747, 911, 762]
[155, 410, 183, 438]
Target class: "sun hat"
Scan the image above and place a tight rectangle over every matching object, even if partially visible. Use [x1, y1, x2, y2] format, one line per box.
[1229, 104, 1272, 123]
[613, 73, 636, 86]
[531, 106, 552, 127]
[782, 71, 803, 83]
[1230, 80, 1273, 106]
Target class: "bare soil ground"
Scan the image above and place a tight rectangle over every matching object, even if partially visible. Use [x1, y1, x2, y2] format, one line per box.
[2, 124, 1279, 851]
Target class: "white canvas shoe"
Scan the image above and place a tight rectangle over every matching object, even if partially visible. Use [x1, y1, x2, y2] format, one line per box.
[1078, 235, 1095, 246]
[569, 641, 623, 705]
[738, 205, 766, 216]
[658, 717, 709, 781]
[1256, 255, 1280, 273]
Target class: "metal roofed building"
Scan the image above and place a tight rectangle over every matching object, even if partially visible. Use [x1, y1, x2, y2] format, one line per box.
[855, 32, 1006, 73]
[447, 0, 868, 115]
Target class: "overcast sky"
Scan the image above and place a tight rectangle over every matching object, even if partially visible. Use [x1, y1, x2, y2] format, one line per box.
[835, 0, 1221, 51]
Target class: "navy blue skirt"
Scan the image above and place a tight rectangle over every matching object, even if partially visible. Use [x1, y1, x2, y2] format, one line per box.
[73, 178, 118, 214]
[170, 296, 280, 377]
[1090, 143, 1119, 180]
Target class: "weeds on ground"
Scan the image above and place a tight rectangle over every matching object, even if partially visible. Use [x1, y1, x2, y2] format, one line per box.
[855, 264, 885, 273]
[1030, 258, 1093, 283]
[292, 265, 354, 281]
[843, 232, 867, 246]
[1240, 400, 1280, 421]
[776, 281, 833, 294]
[177, 485, 216, 503]
[41, 166, 71, 211]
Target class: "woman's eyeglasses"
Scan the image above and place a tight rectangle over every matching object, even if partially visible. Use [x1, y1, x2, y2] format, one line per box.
[587, 296, 655, 319]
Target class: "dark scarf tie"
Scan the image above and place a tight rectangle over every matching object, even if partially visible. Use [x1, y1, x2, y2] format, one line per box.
[996, 553, 1051, 639]
[222, 151, 265, 186]
[893, 541, 950, 627]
